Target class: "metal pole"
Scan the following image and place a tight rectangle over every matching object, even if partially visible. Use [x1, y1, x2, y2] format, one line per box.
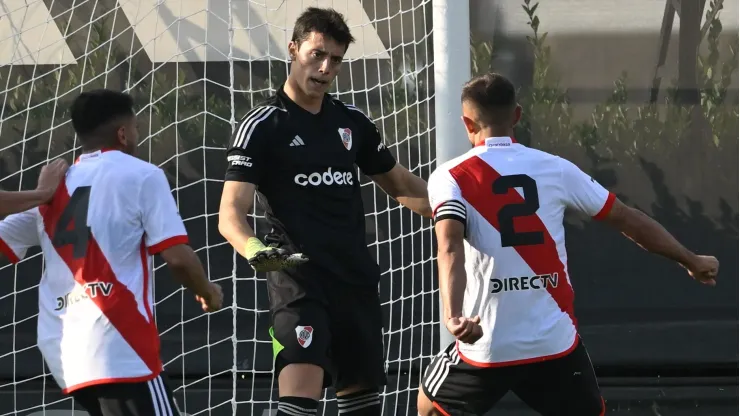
[432, 0, 471, 350]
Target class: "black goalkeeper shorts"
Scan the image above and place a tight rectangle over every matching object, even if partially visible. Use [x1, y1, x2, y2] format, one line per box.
[70, 373, 181, 416]
[421, 338, 605, 416]
[266, 269, 386, 391]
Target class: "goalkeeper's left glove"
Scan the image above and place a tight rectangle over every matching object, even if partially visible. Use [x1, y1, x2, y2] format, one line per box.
[244, 237, 308, 272]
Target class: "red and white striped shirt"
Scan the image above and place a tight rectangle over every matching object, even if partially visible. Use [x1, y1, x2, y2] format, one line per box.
[428, 136, 615, 367]
[0, 149, 188, 393]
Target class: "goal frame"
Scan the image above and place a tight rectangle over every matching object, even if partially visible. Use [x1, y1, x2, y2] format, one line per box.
[431, 0, 472, 349]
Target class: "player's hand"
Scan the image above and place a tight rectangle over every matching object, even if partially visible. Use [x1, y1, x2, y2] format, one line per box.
[244, 238, 308, 273]
[36, 158, 69, 201]
[196, 282, 223, 312]
[685, 255, 719, 286]
[446, 316, 483, 345]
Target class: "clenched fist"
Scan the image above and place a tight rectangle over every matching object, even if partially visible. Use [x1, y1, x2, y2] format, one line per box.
[196, 282, 224, 312]
[686, 255, 719, 286]
[446, 316, 483, 344]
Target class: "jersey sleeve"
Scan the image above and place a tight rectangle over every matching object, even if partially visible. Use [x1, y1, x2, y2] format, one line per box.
[0, 209, 40, 263]
[428, 169, 467, 225]
[224, 106, 278, 185]
[559, 158, 616, 220]
[139, 169, 189, 254]
[349, 105, 397, 176]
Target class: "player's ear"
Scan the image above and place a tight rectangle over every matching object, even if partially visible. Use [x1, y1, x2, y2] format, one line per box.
[115, 125, 126, 145]
[513, 104, 522, 126]
[460, 115, 478, 134]
[287, 41, 298, 61]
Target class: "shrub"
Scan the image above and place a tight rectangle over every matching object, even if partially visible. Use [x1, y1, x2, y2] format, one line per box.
[472, 0, 737, 225]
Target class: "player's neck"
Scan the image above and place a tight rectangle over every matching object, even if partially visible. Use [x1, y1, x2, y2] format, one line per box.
[75, 146, 119, 164]
[82, 145, 118, 154]
[477, 128, 514, 143]
[283, 78, 323, 114]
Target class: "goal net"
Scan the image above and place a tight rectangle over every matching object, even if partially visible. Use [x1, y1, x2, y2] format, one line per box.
[0, 1, 437, 415]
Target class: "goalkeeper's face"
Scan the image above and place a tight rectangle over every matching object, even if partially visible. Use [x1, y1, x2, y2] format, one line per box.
[289, 32, 346, 98]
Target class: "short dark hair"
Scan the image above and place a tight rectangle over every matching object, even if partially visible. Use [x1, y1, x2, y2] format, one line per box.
[460, 73, 517, 126]
[291, 7, 355, 50]
[70, 89, 135, 149]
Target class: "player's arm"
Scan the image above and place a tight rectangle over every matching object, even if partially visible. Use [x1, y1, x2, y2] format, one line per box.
[158, 244, 222, 312]
[0, 190, 53, 217]
[218, 108, 271, 260]
[351, 107, 432, 218]
[218, 180, 259, 259]
[218, 108, 307, 272]
[560, 158, 717, 285]
[428, 170, 482, 344]
[602, 199, 716, 284]
[435, 217, 467, 322]
[0, 209, 40, 264]
[370, 164, 432, 219]
[220, 181, 308, 273]
[140, 169, 222, 312]
[0, 159, 68, 217]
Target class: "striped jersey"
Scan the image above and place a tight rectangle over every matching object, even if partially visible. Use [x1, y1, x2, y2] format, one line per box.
[0, 149, 188, 393]
[224, 85, 397, 285]
[428, 136, 615, 366]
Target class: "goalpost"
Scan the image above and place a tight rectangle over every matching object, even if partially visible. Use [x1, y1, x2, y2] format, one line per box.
[0, 1, 470, 415]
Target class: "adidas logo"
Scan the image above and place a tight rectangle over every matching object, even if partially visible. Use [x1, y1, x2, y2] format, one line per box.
[289, 136, 305, 147]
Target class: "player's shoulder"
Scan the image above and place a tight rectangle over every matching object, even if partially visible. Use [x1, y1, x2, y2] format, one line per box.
[516, 143, 560, 161]
[434, 148, 481, 175]
[429, 149, 480, 185]
[103, 151, 163, 181]
[520, 147, 582, 175]
[236, 95, 287, 126]
[231, 95, 288, 149]
[329, 96, 375, 125]
[515, 145, 573, 174]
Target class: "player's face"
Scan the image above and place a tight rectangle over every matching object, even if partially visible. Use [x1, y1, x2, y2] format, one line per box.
[116, 115, 140, 155]
[288, 32, 346, 98]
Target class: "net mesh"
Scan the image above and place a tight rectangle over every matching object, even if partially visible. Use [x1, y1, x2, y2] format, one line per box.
[0, 1, 437, 414]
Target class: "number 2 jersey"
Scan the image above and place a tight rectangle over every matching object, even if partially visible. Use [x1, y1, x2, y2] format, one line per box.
[0, 149, 188, 393]
[428, 136, 616, 366]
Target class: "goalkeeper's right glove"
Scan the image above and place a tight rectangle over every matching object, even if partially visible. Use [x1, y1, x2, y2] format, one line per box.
[244, 237, 308, 272]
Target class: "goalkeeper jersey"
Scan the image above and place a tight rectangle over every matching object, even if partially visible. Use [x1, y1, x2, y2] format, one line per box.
[0, 149, 188, 393]
[224, 85, 397, 285]
[428, 136, 616, 366]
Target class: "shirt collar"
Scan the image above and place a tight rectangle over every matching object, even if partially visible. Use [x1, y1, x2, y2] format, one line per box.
[75, 148, 116, 164]
[474, 136, 518, 149]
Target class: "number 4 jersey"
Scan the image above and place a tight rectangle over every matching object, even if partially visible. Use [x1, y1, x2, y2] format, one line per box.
[0, 149, 188, 393]
[428, 136, 616, 367]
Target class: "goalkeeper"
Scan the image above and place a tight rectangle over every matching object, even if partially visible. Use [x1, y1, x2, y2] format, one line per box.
[218, 7, 431, 416]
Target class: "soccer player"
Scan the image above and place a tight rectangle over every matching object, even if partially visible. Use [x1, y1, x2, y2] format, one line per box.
[417, 73, 719, 416]
[0, 89, 224, 416]
[0, 158, 68, 217]
[218, 7, 431, 416]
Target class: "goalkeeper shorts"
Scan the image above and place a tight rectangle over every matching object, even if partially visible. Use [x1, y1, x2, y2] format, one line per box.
[266, 269, 387, 391]
[421, 337, 605, 415]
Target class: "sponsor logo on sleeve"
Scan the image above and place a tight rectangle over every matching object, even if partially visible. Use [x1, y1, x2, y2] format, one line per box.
[228, 155, 253, 167]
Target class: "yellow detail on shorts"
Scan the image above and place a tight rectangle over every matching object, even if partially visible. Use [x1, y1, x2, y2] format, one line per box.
[269, 327, 284, 361]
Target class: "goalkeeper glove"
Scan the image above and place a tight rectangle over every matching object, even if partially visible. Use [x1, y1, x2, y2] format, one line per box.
[244, 237, 308, 272]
